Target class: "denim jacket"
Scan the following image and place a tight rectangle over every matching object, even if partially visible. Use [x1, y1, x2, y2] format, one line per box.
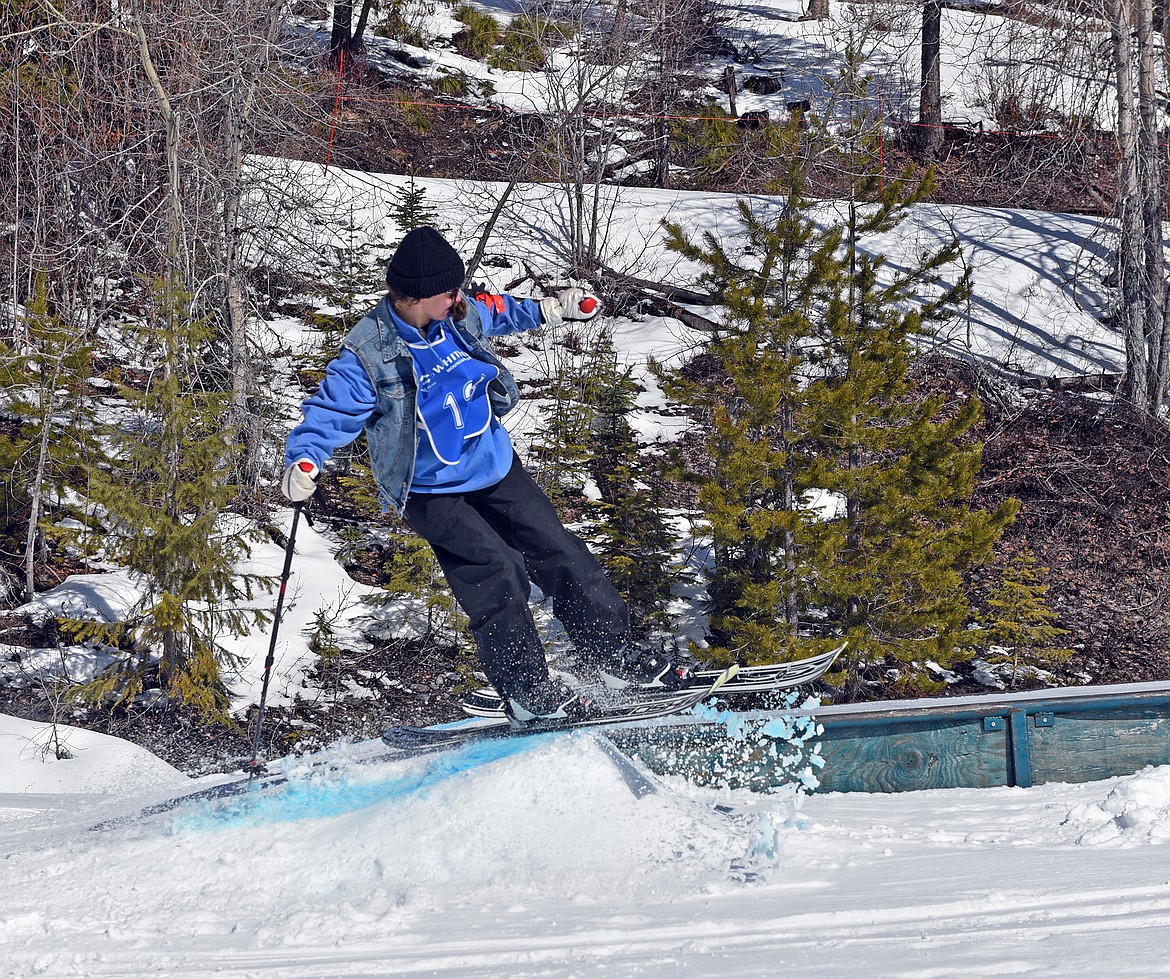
[339, 296, 524, 515]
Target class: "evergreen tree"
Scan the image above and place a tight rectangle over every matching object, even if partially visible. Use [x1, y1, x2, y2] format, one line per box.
[659, 162, 846, 666]
[527, 318, 600, 506]
[377, 524, 472, 661]
[802, 165, 1017, 695]
[661, 163, 1017, 691]
[332, 451, 383, 515]
[980, 549, 1072, 687]
[63, 280, 264, 718]
[326, 203, 389, 336]
[526, 322, 675, 632]
[388, 171, 444, 237]
[0, 275, 98, 601]
[581, 341, 676, 632]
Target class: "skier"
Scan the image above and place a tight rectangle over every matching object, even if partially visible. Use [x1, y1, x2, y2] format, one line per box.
[281, 226, 692, 725]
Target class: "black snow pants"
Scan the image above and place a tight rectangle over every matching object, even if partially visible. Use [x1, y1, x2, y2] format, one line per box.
[402, 454, 630, 705]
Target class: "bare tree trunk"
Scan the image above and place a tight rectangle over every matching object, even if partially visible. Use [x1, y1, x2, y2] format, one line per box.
[1111, 0, 1152, 407]
[132, 12, 182, 273]
[24, 394, 54, 601]
[465, 179, 519, 282]
[649, 0, 675, 187]
[9, 67, 21, 348]
[917, 0, 945, 161]
[330, 1, 354, 66]
[352, 0, 377, 44]
[224, 63, 251, 413]
[219, 3, 283, 486]
[23, 341, 71, 601]
[1136, 0, 1167, 408]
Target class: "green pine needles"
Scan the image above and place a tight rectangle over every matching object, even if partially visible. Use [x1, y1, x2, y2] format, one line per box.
[661, 165, 1018, 694]
[980, 549, 1071, 687]
[0, 274, 100, 603]
[63, 279, 266, 719]
[529, 321, 676, 632]
[581, 337, 676, 632]
[388, 172, 444, 237]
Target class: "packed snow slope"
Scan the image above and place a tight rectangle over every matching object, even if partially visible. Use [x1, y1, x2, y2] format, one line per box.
[4, 712, 1170, 978]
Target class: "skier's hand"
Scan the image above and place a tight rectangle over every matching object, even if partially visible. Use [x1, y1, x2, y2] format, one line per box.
[540, 288, 600, 327]
[559, 287, 600, 321]
[281, 459, 319, 502]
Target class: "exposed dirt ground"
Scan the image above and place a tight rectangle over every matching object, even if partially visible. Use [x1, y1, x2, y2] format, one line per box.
[310, 71, 1116, 214]
[971, 389, 1170, 685]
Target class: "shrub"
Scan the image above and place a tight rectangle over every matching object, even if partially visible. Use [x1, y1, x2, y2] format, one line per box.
[373, 0, 433, 47]
[434, 69, 471, 97]
[452, 4, 500, 60]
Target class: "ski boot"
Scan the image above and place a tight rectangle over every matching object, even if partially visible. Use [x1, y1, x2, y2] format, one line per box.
[504, 678, 594, 728]
[597, 642, 695, 692]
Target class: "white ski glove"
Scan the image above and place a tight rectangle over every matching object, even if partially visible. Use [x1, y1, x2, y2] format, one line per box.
[281, 459, 319, 502]
[540, 287, 601, 328]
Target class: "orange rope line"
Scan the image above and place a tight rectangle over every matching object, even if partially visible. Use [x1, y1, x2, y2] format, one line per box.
[324, 49, 346, 174]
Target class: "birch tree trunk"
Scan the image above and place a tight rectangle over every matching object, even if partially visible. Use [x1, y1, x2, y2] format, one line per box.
[1109, 0, 1169, 413]
[24, 378, 58, 601]
[219, 4, 283, 487]
[1135, 0, 1167, 408]
[132, 11, 182, 275]
[1109, 0, 1150, 407]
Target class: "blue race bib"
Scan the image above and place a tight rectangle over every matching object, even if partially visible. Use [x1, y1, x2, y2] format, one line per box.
[406, 325, 500, 465]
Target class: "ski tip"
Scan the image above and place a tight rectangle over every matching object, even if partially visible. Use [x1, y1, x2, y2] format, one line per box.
[707, 662, 740, 694]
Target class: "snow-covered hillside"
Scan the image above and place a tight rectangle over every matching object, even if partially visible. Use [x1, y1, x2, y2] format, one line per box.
[2, 165, 1124, 753]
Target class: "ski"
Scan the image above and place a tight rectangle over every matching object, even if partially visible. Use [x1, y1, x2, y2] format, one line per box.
[381, 663, 742, 752]
[457, 643, 844, 718]
[96, 771, 286, 826]
[92, 753, 368, 828]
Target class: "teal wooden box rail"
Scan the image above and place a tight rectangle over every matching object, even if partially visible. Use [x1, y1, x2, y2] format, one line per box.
[606, 681, 1170, 794]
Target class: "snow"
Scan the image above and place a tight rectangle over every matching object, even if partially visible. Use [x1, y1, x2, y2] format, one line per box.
[6, 510, 384, 717]
[0, 713, 187, 798]
[5, 712, 1170, 977]
[267, 161, 1120, 384]
[216, 510, 384, 714]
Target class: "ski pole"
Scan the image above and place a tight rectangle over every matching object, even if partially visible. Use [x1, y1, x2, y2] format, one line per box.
[248, 501, 304, 776]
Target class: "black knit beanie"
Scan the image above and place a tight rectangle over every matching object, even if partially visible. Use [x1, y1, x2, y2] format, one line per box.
[385, 227, 465, 298]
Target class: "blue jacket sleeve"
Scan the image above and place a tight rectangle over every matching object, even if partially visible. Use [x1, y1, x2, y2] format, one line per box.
[285, 348, 378, 467]
[469, 294, 544, 337]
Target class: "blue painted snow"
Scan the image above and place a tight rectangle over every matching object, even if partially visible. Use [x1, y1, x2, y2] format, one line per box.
[175, 732, 559, 832]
